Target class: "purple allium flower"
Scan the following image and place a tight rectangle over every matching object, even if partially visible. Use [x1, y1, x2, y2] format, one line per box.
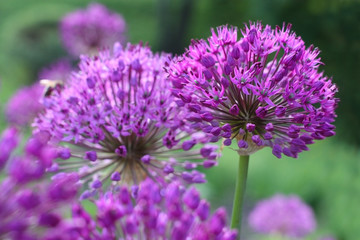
[35, 43, 219, 187]
[71, 178, 237, 240]
[167, 22, 338, 158]
[5, 84, 44, 127]
[0, 128, 80, 239]
[38, 59, 73, 82]
[248, 194, 316, 238]
[60, 3, 127, 56]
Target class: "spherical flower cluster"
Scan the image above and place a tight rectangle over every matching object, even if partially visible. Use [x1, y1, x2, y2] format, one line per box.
[0, 128, 79, 239]
[71, 178, 237, 240]
[5, 84, 44, 127]
[38, 58, 73, 82]
[248, 194, 316, 238]
[60, 3, 127, 56]
[35, 43, 219, 187]
[167, 22, 338, 158]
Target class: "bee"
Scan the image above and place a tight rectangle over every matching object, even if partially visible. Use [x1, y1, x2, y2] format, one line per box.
[39, 79, 64, 97]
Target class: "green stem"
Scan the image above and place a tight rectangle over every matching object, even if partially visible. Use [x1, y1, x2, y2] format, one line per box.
[230, 154, 250, 238]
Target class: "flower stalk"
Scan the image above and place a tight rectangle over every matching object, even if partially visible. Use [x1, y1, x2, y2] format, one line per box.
[231, 154, 250, 238]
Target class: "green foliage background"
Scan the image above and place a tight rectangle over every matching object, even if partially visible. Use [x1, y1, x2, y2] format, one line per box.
[0, 1, 359, 240]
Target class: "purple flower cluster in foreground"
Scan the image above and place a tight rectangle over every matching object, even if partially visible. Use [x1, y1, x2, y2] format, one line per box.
[73, 178, 237, 240]
[35, 43, 219, 186]
[0, 128, 79, 239]
[248, 194, 316, 238]
[0, 127, 235, 239]
[167, 22, 338, 158]
[60, 3, 127, 56]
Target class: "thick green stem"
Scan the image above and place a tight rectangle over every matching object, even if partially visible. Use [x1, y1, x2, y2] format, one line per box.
[230, 154, 250, 238]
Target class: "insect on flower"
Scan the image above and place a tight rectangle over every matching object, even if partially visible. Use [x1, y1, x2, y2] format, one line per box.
[40, 79, 64, 97]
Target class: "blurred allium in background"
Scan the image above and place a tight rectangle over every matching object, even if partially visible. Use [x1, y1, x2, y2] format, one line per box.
[5, 59, 73, 127]
[73, 178, 237, 240]
[35, 43, 219, 187]
[38, 58, 73, 82]
[248, 194, 316, 238]
[5, 84, 43, 127]
[60, 3, 127, 57]
[0, 128, 79, 239]
[167, 22, 338, 158]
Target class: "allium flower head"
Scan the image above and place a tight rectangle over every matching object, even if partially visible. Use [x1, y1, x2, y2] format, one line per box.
[35, 43, 219, 187]
[167, 22, 338, 158]
[248, 194, 316, 238]
[71, 178, 237, 240]
[5, 84, 44, 127]
[0, 128, 79, 239]
[60, 3, 127, 56]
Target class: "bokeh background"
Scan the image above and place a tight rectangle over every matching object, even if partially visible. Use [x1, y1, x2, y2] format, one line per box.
[0, 0, 359, 239]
